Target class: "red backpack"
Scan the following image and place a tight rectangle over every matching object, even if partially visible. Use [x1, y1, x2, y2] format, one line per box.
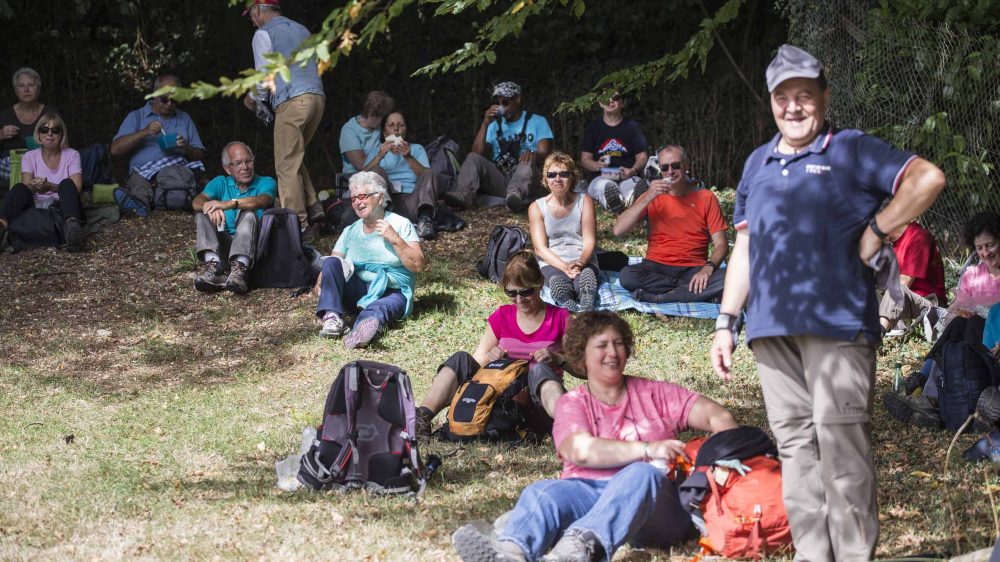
[675, 427, 794, 560]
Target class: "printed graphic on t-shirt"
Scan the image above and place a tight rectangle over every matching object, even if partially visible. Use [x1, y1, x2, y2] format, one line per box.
[598, 138, 629, 159]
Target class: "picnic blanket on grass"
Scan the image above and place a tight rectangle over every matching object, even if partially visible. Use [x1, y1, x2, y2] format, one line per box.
[540, 256, 722, 318]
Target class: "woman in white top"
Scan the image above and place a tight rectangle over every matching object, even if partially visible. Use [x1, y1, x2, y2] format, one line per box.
[528, 152, 598, 312]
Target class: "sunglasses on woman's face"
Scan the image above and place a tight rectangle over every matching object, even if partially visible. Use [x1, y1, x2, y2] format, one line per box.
[39, 126, 62, 135]
[350, 192, 377, 202]
[546, 171, 573, 179]
[504, 287, 536, 298]
[658, 161, 683, 173]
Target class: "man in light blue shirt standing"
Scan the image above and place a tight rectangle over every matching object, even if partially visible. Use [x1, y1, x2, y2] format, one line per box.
[242, 0, 326, 240]
[445, 81, 553, 213]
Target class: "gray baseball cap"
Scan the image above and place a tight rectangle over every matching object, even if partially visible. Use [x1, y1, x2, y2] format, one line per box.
[492, 81, 521, 98]
[766, 44, 823, 92]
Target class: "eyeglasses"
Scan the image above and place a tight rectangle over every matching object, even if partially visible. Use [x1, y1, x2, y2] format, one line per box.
[228, 158, 254, 169]
[609, 94, 623, 102]
[156, 96, 175, 105]
[492, 97, 514, 106]
[350, 192, 377, 202]
[546, 171, 573, 179]
[38, 126, 62, 135]
[658, 161, 683, 173]
[504, 287, 537, 298]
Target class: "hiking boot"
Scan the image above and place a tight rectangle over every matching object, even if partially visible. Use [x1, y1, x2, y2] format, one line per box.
[631, 179, 649, 203]
[443, 188, 475, 210]
[417, 217, 437, 240]
[975, 386, 1000, 432]
[194, 260, 227, 293]
[63, 217, 84, 252]
[301, 222, 323, 245]
[226, 260, 249, 295]
[415, 406, 435, 441]
[505, 193, 524, 213]
[603, 183, 625, 214]
[883, 392, 943, 429]
[963, 429, 1000, 462]
[452, 521, 527, 562]
[541, 529, 603, 562]
[113, 187, 149, 218]
[319, 313, 349, 339]
[344, 317, 381, 349]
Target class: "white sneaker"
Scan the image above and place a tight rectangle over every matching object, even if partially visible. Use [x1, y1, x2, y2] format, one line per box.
[319, 314, 348, 338]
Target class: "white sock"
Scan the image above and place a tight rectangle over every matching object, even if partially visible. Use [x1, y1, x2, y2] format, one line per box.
[232, 255, 250, 267]
[203, 251, 220, 264]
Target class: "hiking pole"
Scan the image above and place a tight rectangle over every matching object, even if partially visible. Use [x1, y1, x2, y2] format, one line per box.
[944, 412, 979, 554]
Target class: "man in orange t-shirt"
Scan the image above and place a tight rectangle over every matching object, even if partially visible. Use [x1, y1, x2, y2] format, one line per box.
[613, 145, 728, 303]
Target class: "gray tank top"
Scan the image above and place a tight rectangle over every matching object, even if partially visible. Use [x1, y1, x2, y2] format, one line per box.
[535, 195, 598, 268]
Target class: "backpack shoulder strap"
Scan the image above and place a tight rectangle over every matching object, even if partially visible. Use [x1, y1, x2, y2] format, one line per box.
[255, 212, 275, 262]
[396, 371, 427, 493]
[520, 112, 532, 135]
[341, 362, 362, 474]
[283, 211, 304, 257]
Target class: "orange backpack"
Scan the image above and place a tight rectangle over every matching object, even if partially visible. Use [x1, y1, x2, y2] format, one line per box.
[674, 428, 794, 560]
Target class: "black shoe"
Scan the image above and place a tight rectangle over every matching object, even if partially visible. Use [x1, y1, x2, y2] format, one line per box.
[417, 217, 437, 240]
[415, 406, 435, 441]
[226, 261, 249, 295]
[195, 260, 227, 293]
[63, 218, 84, 252]
[883, 392, 943, 429]
[301, 222, 323, 245]
[603, 183, 625, 214]
[631, 179, 649, 202]
[541, 529, 603, 562]
[443, 189, 474, 210]
[505, 193, 524, 213]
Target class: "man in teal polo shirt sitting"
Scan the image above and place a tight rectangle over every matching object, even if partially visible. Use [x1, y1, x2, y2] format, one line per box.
[193, 141, 276, 294]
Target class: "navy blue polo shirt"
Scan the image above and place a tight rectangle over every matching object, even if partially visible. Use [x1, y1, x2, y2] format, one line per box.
[733, 127, 916, 344]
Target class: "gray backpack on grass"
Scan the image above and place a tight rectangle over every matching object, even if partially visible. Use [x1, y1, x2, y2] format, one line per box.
[152, 165, 197, 211]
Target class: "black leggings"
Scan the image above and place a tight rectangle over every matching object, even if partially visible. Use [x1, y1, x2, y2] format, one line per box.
[0, 180, 83, 225]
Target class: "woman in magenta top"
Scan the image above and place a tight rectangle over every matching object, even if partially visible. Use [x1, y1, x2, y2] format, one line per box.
[951, 212, 1000, 318]
[0, 113, 84, 251]
[452, 311, 737, 562]
[415, 250, 575, 439]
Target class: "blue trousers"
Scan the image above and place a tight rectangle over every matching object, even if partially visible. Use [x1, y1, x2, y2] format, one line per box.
[498, 462, 692, 561]
[315, 256, 406, 329]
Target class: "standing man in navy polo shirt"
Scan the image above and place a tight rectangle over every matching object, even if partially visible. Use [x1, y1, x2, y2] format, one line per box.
[710, 45, 945, 560]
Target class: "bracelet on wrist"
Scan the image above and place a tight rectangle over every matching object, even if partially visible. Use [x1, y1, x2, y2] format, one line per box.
[868, 217, 888, 240]
[714, 313, 738, 333]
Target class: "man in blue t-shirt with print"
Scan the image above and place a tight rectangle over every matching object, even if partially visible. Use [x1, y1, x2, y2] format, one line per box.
[445, 81, 553, 213]
[710, 45, 945, 560]
[192, 141, 277, 295]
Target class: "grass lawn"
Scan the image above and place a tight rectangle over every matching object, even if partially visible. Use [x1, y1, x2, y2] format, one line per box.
[0, 203, 996, 561]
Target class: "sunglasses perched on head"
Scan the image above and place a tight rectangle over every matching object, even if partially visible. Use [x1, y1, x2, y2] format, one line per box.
[546, 171, 573, 179]
[658, 161, 683, 173]
[504, 287, 536, 298]
[39, 126, 62, 135]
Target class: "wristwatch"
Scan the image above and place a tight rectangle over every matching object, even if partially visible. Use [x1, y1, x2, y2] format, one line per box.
[705, 261, 717, 272]
[868, 217, 888, 240]
[714, 313, 738, 332]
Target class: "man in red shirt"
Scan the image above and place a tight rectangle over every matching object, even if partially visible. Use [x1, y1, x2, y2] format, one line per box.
[878, 221, 946, 334]
[613, 145, 728, 303]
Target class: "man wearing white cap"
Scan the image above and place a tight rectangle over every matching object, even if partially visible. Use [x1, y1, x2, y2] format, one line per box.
[242, 0, 326, 240]
[445, 81, 553, 213]
[710, 45, 945, 560]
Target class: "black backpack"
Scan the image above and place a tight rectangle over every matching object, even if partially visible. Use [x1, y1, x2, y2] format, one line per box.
[424, 135, 463, 193]
[933, 340, 1000, 430]
[249, 208, 313, 289]
[152, 165, 197, 211]
[7, 207, 63, 251]
[298, 360, 435, 495]
[476, 225, 527, 283]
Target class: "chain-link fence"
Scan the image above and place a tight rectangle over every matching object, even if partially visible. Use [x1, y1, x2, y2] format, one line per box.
[787, 0, 1000, 258]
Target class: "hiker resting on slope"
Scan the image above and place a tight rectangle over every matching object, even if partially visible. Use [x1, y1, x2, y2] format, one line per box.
[452, 310, 737, 562]
[415, 250, 573, 440]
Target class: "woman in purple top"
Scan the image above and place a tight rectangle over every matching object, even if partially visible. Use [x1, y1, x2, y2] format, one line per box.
[0, 113, 84, 251]
[415, 250, 576, 439]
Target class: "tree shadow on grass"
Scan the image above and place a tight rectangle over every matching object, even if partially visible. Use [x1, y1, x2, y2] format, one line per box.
[410, 291, 458, 319]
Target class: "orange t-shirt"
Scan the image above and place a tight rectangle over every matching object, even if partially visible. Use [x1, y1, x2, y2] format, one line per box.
[642, 189, 728, 267]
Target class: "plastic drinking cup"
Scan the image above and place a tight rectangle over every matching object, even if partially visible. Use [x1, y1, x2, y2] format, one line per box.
[157, 133, 178, 150]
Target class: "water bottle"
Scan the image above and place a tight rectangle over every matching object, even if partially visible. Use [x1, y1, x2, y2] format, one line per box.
[893, 361, 903, 394]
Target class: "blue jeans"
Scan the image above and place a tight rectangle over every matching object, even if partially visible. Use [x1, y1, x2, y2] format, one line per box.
[316, 257, 406, 330]
[498, 462, 692, 561]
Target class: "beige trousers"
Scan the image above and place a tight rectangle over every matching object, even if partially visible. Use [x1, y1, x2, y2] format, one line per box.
[274, 93, 325, 223]
[752, 334, 878, 562]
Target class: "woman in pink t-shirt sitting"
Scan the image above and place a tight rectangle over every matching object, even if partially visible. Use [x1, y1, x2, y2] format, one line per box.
[416, 250, 576, 440]
[0, 113, 84, 251]
[452, 311, 736, 562]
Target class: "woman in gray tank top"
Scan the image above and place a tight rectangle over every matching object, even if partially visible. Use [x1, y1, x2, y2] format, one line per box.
[528, 152, 599, 311]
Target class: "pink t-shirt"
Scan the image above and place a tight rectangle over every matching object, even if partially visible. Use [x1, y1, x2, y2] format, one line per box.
[551, 376, 699, 480]
[487, 304, 570, 363]
[954, 262, 1000, 312]
[21, 148, 81, 206]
